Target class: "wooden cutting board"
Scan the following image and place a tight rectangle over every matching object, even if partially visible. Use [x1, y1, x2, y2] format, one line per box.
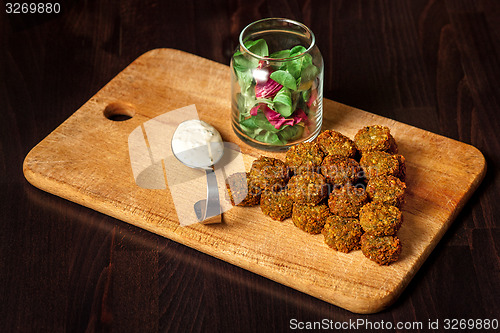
[23, 49, 486, 314]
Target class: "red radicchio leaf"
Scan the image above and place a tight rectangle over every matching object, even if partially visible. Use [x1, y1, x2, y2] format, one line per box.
[262, 105, 309, 129]
[250, 104, 260, 116]
[255, 79, 282, 99]
[292, 108, 309, 125]
[254, 60, 282, 99]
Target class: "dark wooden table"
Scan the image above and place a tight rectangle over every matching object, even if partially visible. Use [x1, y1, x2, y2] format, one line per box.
[2, 0, 499, 332]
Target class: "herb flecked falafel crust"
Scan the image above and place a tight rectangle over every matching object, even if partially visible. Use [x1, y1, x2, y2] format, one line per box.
[320, 156, 361, 186]
[292, 203, 331, 234]
[322, 216, 363, 253]
[354, 125, 398, 154]
[361, 234, 402, 265]
[285, 141, 325, 174]
[249, 156, 289, 191]
[287, 172, 328, 206]
[366, 174, 406, 207]
[328, 184, 369, 218]
[359, 202, 402, 236]
[359, 151, 402, 180]
[260, 189, 294, 221]
[316, 130, 358, 158]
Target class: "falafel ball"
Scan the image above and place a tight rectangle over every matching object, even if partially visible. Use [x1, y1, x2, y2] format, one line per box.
[328, 184, 369, 218]
[361, 234, 402, 265]
[260, 189, 294, 221]
[366, 175, 406, 207]
[285, 141, 325, 174]
[320, 156, 361, 186]
[316, 130, 358, 158]
[287, 172, 329, 206]
[359, 151, 402, 180]
[249, 156, 289, 191]
[322, 216, 363, 253]
[225, 172, 261, 206]
[359, 202, 402, 236]
[292, 203, 331, 234]
[354, 125, 398, 154]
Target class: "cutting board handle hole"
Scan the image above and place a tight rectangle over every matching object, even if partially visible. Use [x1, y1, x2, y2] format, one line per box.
[103, 102, 135, 121]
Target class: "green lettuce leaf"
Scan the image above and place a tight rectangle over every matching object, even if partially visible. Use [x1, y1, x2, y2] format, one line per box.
[273, 87, 293, 117]
[269, 70, 297, 90]
[247, 39, 269, 57]
[301, 63, 320, 83]
[270, 49, 291, 59]
[256, 131, 283, 145]
[278, 124, 304, 142]
[290, 45, 307, 56]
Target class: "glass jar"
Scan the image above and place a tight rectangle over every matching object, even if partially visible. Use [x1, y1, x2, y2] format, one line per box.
[230, 18, 323, 151]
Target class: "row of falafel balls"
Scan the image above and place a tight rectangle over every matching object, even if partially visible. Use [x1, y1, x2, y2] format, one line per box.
[226, 125, 407, 265]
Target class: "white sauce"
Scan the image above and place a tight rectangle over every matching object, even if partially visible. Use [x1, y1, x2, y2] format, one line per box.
[171, 120, 224, 168]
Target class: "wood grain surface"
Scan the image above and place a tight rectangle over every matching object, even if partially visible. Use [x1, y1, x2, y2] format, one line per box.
[23, 49, 485, 314]
[2, 0, 499, 331]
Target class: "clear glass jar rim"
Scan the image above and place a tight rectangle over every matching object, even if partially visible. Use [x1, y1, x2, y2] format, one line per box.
[239, 18, 316, 61]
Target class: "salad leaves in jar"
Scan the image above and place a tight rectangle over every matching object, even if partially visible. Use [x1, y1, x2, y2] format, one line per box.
[232, 38, 321, 146]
